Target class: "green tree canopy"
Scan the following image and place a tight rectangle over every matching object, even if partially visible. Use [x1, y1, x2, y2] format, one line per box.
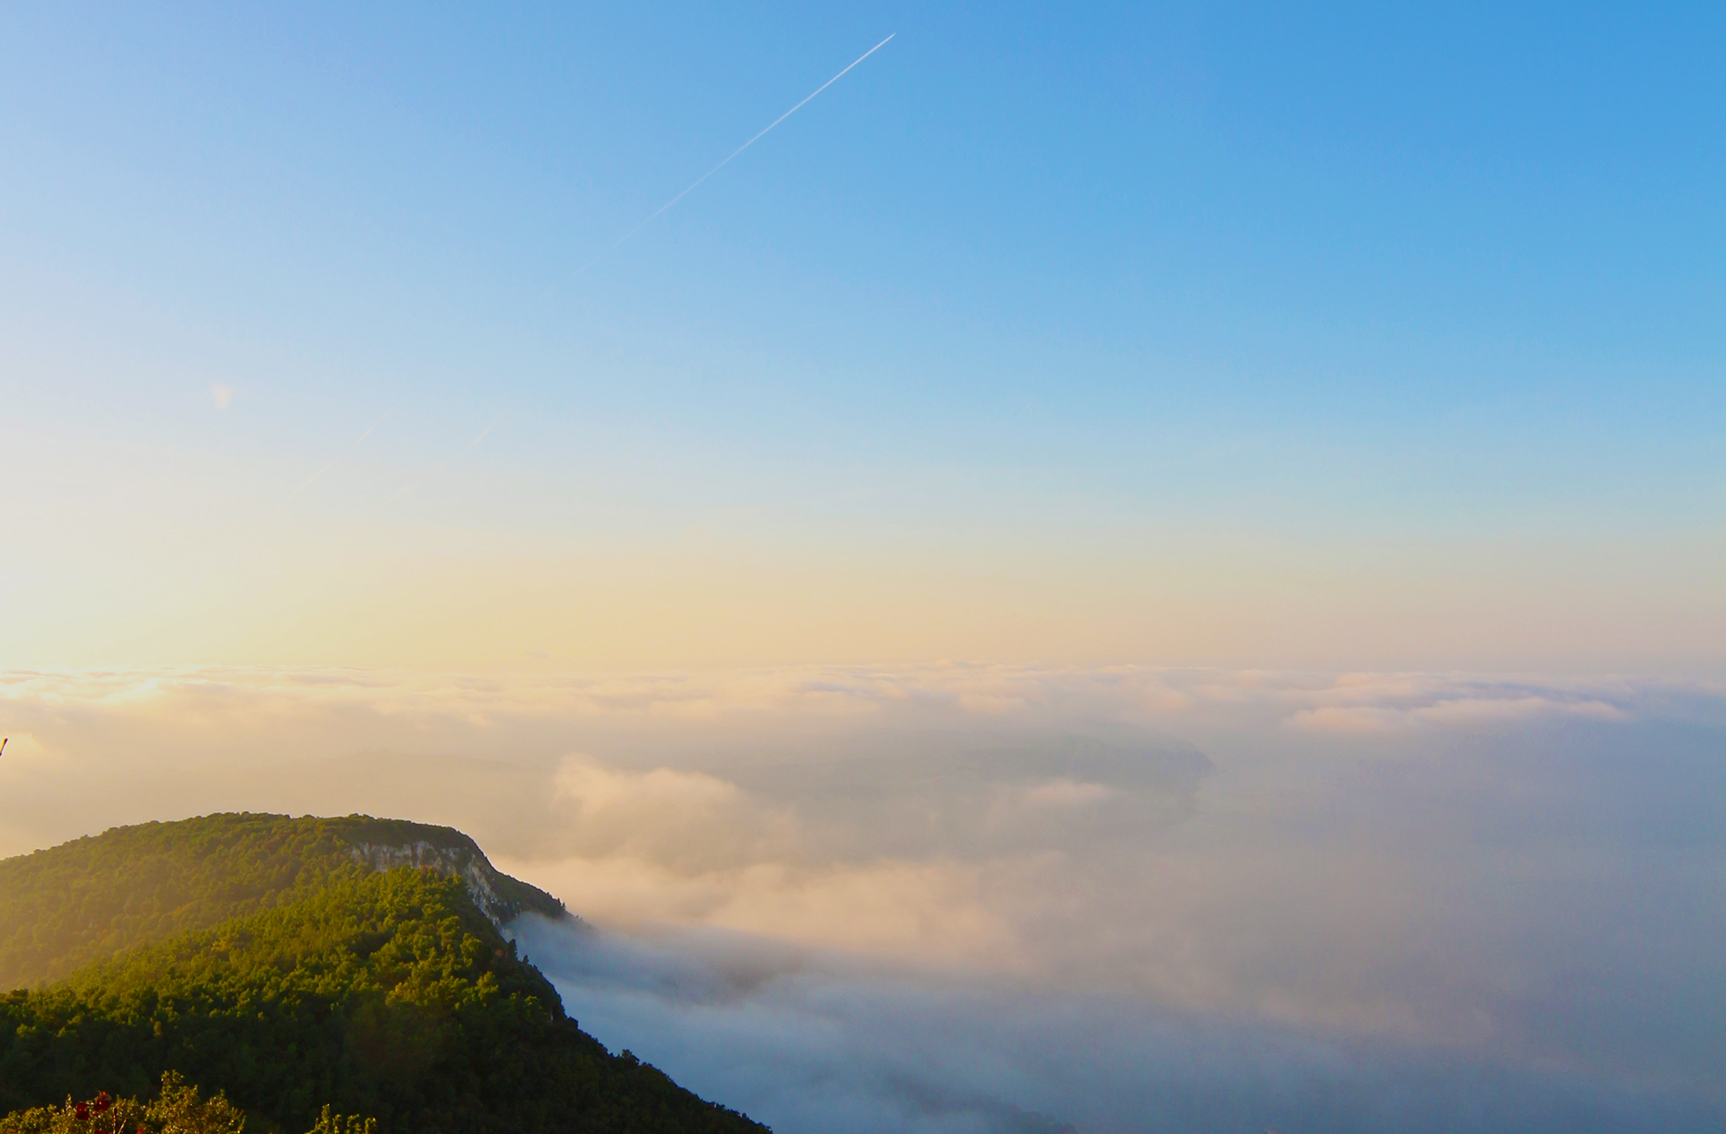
[0, 817, 766, 1134]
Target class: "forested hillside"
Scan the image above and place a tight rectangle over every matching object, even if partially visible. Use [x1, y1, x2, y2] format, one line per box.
[0, 814, 565, 990]
[0, 816, 767, 1134]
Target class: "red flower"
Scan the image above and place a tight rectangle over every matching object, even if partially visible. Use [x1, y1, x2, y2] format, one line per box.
[74, 1103, 89, 1120]
[95, 1094, 113, 1113]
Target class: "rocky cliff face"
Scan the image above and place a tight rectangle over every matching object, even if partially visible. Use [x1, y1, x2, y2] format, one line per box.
[0, 814, 579, 991]
[344, 832, 572, 929]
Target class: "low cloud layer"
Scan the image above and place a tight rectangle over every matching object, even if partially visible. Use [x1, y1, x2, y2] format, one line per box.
[511, 917, 1717, 1134]
[2, 665, 1723, 1129]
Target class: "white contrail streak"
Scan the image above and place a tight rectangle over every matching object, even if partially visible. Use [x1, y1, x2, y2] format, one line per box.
[288, 401, 401, 499]
[572, 33, 894, 277]
[287, 457, 341, 500]
[466, 411, 505, 449]
[370, 411, 507, 518]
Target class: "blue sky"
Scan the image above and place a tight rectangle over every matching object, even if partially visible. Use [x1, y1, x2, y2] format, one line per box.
[2, 2, 1722, 668]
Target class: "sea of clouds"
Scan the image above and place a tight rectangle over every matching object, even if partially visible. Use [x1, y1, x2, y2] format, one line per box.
[2, 664, 1722, 1131]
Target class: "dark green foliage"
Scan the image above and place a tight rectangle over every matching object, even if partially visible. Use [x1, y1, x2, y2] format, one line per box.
[0, 814, 565, 991]
[0, 1072, 247, 1134]
[0, 869, 765, 1134]
[0, 816, 765, 1134]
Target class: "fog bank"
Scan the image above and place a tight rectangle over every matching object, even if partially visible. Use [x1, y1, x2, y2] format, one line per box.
[511, 916, 1716, 1134]
[2, 665, 1722, 1128]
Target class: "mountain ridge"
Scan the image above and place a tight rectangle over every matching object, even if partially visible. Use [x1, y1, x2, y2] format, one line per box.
[0, 814, 765, 1133]
[0, 813, 569, 991]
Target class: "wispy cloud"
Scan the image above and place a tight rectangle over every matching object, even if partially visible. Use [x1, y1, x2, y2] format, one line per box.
[1289, 693, 1630, 733]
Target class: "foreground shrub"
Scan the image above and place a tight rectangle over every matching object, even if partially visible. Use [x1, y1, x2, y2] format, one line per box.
[0, 1073, 365, 1134]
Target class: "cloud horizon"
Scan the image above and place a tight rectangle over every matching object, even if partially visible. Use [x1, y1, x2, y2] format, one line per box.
[2, 661, 1721, 1129]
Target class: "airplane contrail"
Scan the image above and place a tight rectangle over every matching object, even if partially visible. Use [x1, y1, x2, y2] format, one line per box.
[572, 32, 895, 278]
[466, 411, 505, 449]
[370, 411, 506, 517]
[288, 401, 401, 499]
